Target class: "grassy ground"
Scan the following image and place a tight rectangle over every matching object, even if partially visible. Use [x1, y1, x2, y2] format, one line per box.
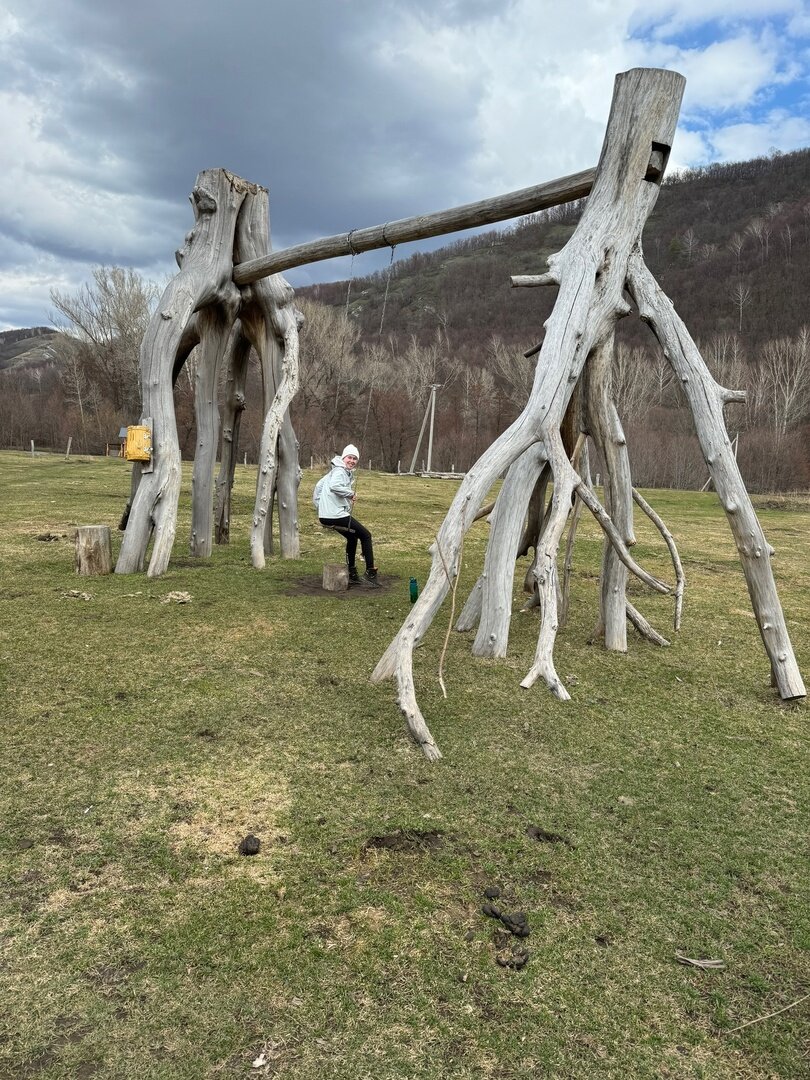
[0, 451, 807, 1080]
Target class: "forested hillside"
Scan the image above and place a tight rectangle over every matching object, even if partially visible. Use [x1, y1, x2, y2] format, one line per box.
[300, 148, 810, 491]
[1, 149, 808, 490]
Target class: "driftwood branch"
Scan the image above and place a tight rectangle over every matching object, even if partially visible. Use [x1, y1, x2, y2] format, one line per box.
[520, 434, 579, 695]
[626, 601, 670, 646]
[559, 439, 589, 627]
[627, 252, 805, 700]
[632, 487, 685, 630]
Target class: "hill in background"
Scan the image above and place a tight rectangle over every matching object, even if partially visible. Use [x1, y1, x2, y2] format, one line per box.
[2, 148, 808, 490]
[0, 327, 60, 373]
[304, 148, 810, 356]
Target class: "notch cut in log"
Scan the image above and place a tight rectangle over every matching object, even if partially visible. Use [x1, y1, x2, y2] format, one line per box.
[75, 526, 112, 575]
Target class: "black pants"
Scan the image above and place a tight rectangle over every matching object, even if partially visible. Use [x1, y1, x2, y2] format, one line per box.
[319, 515, 375, 570]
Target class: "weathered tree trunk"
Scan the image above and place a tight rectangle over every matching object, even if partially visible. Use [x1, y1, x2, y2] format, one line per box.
[276, 412, 301, 558]
[75, 526, 112, 575]
[558, 440, 588, 628]
[469, 445, 547, 655]
[233, 189, 303, 569]
[190, 305, 239, 557]
[116, 170, 249, 576]
[215, 325, 251, 544]
[372, 68, 686, 757]
[585, 333, 635, 651]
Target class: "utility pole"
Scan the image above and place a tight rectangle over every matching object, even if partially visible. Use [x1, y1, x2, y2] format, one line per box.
[426, 384, 440, 474]
[409, 384, 441, 474]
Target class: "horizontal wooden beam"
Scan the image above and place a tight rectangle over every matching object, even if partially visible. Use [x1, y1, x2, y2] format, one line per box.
[232, 167, 596, 286]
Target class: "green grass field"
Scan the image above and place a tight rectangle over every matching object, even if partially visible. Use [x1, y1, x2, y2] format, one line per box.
[1, 451, 807, 1079]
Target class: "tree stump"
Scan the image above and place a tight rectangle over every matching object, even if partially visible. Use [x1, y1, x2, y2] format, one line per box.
[75, 526, 112, 575]
[323, 564, 348, 592]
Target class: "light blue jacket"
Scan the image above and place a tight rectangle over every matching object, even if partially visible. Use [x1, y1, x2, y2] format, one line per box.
[313, 456, 355, 518]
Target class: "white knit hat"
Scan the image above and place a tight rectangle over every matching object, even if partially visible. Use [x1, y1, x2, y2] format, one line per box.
[341, 444, 360, 459]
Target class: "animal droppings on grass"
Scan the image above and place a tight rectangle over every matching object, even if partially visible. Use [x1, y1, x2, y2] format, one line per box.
[525, 825, 574, 847]
[495, 946, 530, 970]
[238, 834, 261, 856]
[498, 911, 531, 938]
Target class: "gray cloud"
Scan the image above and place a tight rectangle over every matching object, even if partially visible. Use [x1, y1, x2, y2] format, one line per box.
[1, 0, 808, 327]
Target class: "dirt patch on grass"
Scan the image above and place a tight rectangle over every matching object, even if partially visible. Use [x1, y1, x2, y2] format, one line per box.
[165, 765, 290, 858]
[364, 829, 445, 853]
[226, 615, 285, 640]
[752, 495, 810, 512]
[283, 575, 397, 598]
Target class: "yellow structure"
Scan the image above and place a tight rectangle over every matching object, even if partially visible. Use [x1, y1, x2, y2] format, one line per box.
[125, 425, 152, 462]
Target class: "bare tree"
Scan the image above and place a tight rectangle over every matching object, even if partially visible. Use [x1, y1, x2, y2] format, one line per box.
[399, 330, 460, 407]
[50, 267, 159, 417]
[703, 333, 748, 402]
[296, 297, 361, 437]
[755, 328, 810, 437]
[680, 226, 698, 262]
[59, 338, 91, 447]
[730, 281, 752, 332]
[745, 218, 766, 262]
[486, 334, 534, 406]
[780, 223, 792, 265]
[613, 342, 656, 417]
[728, 232, 745, 274]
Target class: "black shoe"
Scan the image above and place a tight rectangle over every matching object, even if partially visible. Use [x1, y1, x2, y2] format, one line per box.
[348, 566, 361, 587]
[361, 568, 381, 589]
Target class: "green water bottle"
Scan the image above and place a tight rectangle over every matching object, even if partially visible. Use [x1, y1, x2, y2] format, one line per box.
[409, 577, 419, 604]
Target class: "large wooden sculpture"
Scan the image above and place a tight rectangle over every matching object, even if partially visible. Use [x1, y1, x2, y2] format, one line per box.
[115, 173, 302, 576]
[116, 69, 805, 755]
[369, 68, 805, 757]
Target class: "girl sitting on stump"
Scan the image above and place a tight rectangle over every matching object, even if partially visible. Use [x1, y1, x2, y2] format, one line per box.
[314, 444, 380, 588]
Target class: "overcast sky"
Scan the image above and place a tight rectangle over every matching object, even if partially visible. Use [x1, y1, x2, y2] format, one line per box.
[2, 0, 809, 329]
